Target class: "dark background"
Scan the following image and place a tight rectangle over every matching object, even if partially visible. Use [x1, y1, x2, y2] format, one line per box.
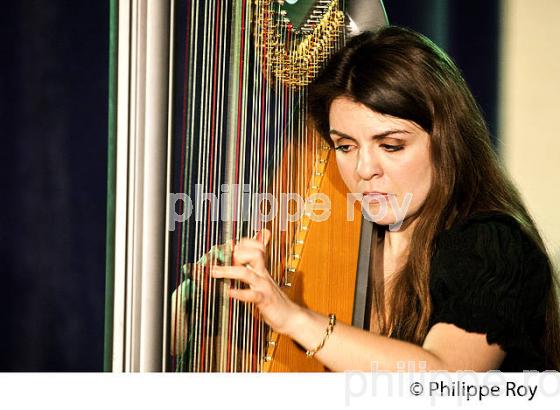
[0, 0, 499, 371]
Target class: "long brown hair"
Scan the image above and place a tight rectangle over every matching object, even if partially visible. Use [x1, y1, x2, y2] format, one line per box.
[308, 26, 560, 369]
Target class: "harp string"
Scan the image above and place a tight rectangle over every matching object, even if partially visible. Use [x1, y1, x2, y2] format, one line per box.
[202, 0, 213, 372]
[210, 0, 225, 373]
[181, 0, 199, 373]
[192, 0, 203, 373]
[236, 0, 251, 372]
[200, 0, 210, 372]
[257, 0, 271, 369]
[171, 0, 189, 372]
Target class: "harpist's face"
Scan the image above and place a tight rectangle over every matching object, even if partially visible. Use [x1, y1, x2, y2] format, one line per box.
[329, 96, 432, 228]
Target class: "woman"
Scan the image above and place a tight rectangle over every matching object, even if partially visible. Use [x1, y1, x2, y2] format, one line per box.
[211, 26, 560, 371]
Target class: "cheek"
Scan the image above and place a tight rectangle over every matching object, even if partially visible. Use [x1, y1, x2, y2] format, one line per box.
[415, 169, 432, 206]
[335, 154, 358, 189]
[394, 156, 432, 202]
[412, 167, 432, 205]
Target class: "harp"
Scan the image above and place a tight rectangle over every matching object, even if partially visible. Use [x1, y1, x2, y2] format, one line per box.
[105, 0, 387, 372]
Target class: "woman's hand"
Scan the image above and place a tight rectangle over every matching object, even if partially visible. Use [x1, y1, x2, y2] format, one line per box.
[210, 229, 302, 335]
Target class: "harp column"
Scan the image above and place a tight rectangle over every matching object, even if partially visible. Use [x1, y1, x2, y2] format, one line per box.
[109, 0, 172, 372]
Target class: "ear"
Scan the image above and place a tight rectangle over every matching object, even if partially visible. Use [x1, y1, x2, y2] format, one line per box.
[255, 228, 271, 247]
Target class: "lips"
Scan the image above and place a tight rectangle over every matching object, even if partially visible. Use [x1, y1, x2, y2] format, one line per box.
[361, 192, 393, 206]
[362, 191, 390, 197]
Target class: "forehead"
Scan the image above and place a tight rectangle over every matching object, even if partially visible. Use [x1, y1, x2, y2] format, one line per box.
[329, 97, 421, 134]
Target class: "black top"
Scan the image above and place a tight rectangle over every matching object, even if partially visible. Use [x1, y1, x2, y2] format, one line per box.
[428, 211, 551, 371]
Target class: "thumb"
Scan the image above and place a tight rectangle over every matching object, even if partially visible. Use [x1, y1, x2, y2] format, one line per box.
[255, 228, 272, 247]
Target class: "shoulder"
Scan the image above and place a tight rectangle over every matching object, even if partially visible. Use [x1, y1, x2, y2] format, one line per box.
[431, 211, 550, 289]
[435, 211, 532, 251]
[428, 211, 551, 363]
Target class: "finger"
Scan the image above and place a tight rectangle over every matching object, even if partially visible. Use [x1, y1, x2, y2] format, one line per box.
[242, 228, 272, 249]
[255, 228, 272, 247]
[229, 288, 263, 304]
[211, 266, 258, 286]
[232, 246, 266, 272]
[237, 237, 266, 253]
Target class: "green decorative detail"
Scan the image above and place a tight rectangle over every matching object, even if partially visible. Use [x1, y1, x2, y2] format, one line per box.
[103, 0, 118, 372]
[195, 243, 230, 266]
[282, 0, 316, 30]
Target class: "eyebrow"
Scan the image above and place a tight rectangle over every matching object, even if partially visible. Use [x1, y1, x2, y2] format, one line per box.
[329, 129, 410, 141]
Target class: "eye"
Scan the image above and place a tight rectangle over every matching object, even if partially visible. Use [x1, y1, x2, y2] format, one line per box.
[334, 144, 354, 153]
[380, 144, 404, 152]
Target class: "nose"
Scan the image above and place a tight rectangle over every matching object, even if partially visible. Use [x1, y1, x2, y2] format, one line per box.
[355, 145, 382, 180]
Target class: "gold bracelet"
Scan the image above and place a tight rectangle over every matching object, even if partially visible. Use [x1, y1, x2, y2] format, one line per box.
[305, 314, 336, 358]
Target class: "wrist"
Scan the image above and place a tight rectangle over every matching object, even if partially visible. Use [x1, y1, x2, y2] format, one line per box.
[305, 313, 336, 358]
[281, 302, 308, 338]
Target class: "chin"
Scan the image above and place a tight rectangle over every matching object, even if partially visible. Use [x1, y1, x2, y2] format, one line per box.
[370, 216, 408, 232]
[361, 205, 396, 224]
[360, 202, 410, 231]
